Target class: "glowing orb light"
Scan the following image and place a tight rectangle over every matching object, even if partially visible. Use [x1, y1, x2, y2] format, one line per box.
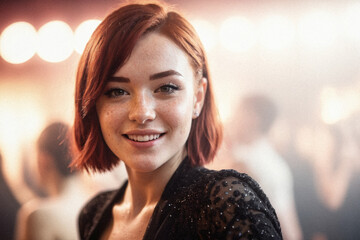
[258, 15, 295, 51]
[344, 2, 360, 49]
[37, 21, 74, 62]
[219, 16, 256, 52]
[298, 11, 339, 49]
[74, 19, 101, 54]
[191, 19, 217, 52]
[0, 22, 37, 64]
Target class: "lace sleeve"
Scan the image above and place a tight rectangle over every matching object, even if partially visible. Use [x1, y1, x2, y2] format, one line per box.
[197, 173, 282, 240]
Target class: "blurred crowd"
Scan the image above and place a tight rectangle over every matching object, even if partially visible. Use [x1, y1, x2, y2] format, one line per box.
[1, 92, 359, 240]
[0, 122, 127, 240]
[208, 93, 360, 240]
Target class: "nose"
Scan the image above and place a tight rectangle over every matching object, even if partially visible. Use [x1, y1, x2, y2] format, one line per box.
[128, 92, 156, 124]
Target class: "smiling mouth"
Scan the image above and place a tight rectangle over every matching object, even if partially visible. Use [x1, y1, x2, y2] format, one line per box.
[125, 134, 164, 142]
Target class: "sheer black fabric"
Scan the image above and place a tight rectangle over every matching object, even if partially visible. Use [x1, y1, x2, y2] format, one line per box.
[78, 158, 282, 239]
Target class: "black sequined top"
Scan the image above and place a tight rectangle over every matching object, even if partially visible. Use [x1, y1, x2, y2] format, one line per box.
[78, 158, 282, 239]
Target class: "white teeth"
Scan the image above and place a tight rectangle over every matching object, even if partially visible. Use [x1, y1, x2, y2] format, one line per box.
[127, 134, 161, 142]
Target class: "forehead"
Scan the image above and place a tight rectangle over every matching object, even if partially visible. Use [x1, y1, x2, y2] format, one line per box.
[114, 32, 195, 77]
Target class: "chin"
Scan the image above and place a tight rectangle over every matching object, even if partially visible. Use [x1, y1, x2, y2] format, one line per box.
[124, 156, 165, 172]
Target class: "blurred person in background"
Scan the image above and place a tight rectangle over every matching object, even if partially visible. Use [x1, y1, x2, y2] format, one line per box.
[227, 94, 302, 240]
[309, 115, 360, 240]
[280, 125, 331, 240]
[0, 150, 21, 240]
[15, 122, 90, 240]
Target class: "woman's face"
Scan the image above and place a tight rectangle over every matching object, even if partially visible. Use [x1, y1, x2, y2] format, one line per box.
[96, 32, 206, 173]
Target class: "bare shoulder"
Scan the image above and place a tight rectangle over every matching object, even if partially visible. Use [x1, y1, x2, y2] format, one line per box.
[16, 199, 44, 240]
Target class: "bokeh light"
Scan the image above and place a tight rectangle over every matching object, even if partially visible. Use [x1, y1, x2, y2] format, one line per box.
[0, 87, 45, 178]
[74, 19, 101, 54]
[298, 11, 339, 49]
[0, 90, 45, 145]
[219, 16, 256, 52]
[191, 19, 218, 52]
[321, 87, 360, 124]
[258, 15, 295, 51]
[344, 2, 360, 49]
[37, 21, 74, 62]
[0, 22, 37, 64]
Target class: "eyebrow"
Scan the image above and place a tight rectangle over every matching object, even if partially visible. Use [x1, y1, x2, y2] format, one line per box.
[108, 76, 130, 82]
[108, 70, 183, 83]
[149, 70, 183, 80]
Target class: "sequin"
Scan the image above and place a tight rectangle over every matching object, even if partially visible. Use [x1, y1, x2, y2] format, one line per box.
[233, 190, 240, 197]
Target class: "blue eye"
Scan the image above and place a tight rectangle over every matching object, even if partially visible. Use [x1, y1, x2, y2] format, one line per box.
[104, 88, 128, 98]
[156, 84, 179, 94]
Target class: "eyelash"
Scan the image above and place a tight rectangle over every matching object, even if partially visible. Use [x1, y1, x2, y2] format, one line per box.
[155, 83, 180, 94]
[103, 83, 180, 98]
[104, 88, 128, 98]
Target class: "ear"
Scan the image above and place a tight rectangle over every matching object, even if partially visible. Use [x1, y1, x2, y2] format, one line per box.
[193, 77, 207, 119]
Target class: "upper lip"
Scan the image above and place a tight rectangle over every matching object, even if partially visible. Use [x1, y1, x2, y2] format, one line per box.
[124, 129, 165, 135]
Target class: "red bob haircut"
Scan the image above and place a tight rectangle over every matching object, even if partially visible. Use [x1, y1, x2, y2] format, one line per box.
[72, 1, 223, 172]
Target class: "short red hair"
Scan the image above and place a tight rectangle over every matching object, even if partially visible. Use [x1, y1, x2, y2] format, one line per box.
[72, 1, 222, 172]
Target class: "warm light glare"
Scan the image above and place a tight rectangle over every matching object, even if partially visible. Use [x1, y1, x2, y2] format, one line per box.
[0, 89, 45, 178]
[258, 15, 295, 51]
[344, 2, 360, 47]
[0, 96, 45, 145]
[321, 87, 360, 124]
[74, 19, 101, 54]
[298, 11, 339, 48]
[321, 90, 344, 124]
[37, 21, 74, 62]
[219, 16, 256, 52]
[4, 5, 360, 65]
[191, 19, 217, 51]
[218, 101, 233, 123]
[0, 22, 37, 64]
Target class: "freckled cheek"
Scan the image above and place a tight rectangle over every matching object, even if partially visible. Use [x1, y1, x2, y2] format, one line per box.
[98, 106, 127, 135]
[158, 99, 193, 133]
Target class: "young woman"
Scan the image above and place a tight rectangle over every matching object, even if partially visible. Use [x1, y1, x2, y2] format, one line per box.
[72, 1, 282, 239]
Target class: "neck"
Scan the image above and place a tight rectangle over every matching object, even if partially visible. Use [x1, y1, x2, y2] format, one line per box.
[123, 150, 185, 215]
